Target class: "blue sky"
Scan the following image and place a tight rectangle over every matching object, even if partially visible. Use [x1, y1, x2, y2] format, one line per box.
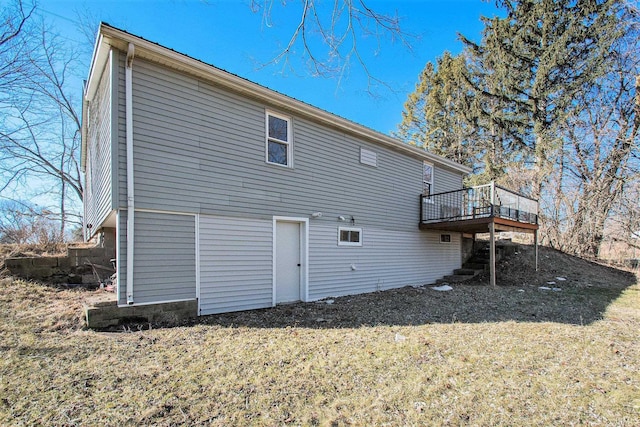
[40, 0, 500, 135]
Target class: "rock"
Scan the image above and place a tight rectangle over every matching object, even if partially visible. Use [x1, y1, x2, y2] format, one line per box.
[395, 333, 406, 342]
[432, 285, 453, 291]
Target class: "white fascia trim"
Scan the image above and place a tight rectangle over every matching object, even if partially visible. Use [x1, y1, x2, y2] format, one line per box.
[85, 34, 108, 99]
[81, 35, 110, 172]
[117, 298, 196, 308]
[96, 24, 471, 175]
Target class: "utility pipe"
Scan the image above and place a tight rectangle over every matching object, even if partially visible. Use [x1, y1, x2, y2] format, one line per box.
[125, 42, 135, 304]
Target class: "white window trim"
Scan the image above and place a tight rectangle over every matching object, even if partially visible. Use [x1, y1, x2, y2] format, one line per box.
[265, 110, 293, 168]
[440, 234, 452, 244]
[338, 226, 363, 247]
[423, 161, 434, 204]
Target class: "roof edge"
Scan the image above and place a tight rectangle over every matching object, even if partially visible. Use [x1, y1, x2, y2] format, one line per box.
[88, 23, 472, 175]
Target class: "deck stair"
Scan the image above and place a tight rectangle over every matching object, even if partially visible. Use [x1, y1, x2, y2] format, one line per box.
[436, 242, 516, 285]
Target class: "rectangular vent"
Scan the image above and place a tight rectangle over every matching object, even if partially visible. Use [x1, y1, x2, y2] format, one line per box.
[360, 148, 377, 167]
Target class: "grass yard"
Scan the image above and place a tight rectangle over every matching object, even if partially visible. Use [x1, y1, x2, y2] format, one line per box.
[0, 245, 639, 426]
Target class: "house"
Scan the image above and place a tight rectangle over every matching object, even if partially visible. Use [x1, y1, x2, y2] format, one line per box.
[83, 23, 531, 320]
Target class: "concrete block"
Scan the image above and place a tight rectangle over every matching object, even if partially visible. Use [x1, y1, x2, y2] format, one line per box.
[82, 274, 98, 284]
[4, 258, 30, 270]
[85, 306, 121, 328]
[88, 248, 107, 258]
[32, 257, 58, 267]
[67, 274, 83, 284]
[67, 250, 82, 267]
[50, 275, 68, 284]
[85, 299, 198, 329]
[29, 267, 53, 277]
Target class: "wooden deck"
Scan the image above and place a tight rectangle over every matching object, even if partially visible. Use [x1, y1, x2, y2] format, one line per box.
[419, 183, 539, 235]
[419, 183, 540, 286]
[419, 215, 539, 234]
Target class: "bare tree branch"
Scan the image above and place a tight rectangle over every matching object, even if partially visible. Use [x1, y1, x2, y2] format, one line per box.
[250, 0, 415, 93]
[0, 0, 84, 240]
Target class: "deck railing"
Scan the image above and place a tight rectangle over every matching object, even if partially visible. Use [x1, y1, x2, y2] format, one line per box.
[420, 182, 538, 225]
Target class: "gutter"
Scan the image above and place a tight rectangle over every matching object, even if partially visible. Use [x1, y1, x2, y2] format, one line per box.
[125, 42, 135, 305]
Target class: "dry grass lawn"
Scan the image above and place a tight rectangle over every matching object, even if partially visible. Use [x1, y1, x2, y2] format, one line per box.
[0, 245, 638, 426]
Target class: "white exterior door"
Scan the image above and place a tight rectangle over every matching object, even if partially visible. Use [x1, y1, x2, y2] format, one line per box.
[275, 221, 301, 303]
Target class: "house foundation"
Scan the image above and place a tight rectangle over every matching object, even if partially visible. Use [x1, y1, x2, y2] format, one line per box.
[84, 298, 198, 329]
[5, 228, 116, 285]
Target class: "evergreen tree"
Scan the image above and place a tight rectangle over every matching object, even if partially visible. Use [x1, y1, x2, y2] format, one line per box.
[395, 50, 524, 185]
[396, 52, 479, 170]
[460, 0, 622, 197]
[397, 0, 638, 258]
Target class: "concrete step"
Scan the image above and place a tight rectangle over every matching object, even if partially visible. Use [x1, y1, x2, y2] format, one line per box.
[436, 274, 476, 284]
[462, 262, 489, 271]
[454, 268, 483, 276]
[468, 252, 502, 264]
[467, 257, 490, 264]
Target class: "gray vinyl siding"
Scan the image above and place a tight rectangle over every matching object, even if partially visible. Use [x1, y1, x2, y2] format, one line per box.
[434, 166, 463, 194]
[122, 57, 465, 231]
[199, 215, 273, 315]
[117, 211, 126, 304]
[110, 51, 467, 308]
[110, 50, 120, 210]
[84, 55, 112, 239]
[116, 50, 127, 208]
[308, 224, 461, 300]
[118, 210, 196, 305]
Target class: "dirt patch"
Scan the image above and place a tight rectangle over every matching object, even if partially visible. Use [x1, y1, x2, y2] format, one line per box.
[156, 244, 636, 330]
[2, 243, 636, 331]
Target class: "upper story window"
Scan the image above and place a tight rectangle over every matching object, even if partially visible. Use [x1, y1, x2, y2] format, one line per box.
[266, 111, 292, 167]
[423, 161, 434, 198]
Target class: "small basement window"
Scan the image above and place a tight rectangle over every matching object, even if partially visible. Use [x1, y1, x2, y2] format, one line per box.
[440, 234, 452, 243]
[338, 227, 362, 247]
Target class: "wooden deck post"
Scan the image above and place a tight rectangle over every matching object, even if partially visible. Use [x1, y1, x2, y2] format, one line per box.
[534, 229, 539, 271]
[489, 222, 496, 286]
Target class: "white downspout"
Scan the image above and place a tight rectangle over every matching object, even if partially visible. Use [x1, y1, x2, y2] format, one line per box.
[81, 87, 89, 243]
[125, 42, 135, 305]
